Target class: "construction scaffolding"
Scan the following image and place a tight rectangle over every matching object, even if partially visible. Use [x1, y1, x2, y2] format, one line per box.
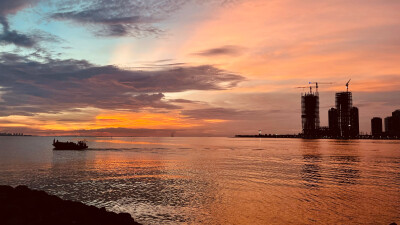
[301, 91, 320, 136]
[335, 92, 353, 138]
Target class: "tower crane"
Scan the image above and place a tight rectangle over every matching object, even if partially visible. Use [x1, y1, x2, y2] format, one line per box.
[308, 82, 333, 93]
[346, 79, 351, 92]
[295, 86, 312, 93]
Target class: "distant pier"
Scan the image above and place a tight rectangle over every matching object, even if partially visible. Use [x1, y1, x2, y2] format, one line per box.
[235, 134, 300, 138]
[234, 134, 400, 140]
[0, 132, 31, 136]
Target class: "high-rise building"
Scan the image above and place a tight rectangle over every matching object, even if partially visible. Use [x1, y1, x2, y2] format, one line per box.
[371, 117, 382, 136]
[379, 110, 400, 137]
[298, 81, 361, 139]
[335, 92, 352, 138]
[301, 91, 319, 136]
[384, 116, 394, 135]
[350, 107, 359, 137]
[392, 110, 400, 136]
[335, 91, 359, 138]
[328, 108, 339, 137]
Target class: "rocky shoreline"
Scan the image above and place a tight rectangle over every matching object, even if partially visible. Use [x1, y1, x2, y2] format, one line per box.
[0, 185, 142, 225]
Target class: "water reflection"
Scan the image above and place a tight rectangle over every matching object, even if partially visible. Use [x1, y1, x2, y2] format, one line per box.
[300, 140, 362, 188]
[49, 147, 217, 224]
[328, 140, 361, 185]
[329, 155, 360, 185]
[301, 140, 322, 188]
[94, 139, 180, 146]
[0, 137, 399, 224]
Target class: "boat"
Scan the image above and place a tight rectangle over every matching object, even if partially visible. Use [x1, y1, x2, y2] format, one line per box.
[53, 139, 88, 150]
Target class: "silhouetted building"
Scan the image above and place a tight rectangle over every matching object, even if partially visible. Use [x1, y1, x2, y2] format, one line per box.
[392, 110, 400, 136]
[385, 116, 394, 135]
[335, 92, 351, 138]
[297, 81, 362, 139]
[335, 92, 359, 138]
[377, 110, 400, 137]
[371, 117, 382, 136]
[350, 107, 359, 137]
[318, 126, 331, 137]
[328, 108, 339, 137]
[301, 91, 320, 136]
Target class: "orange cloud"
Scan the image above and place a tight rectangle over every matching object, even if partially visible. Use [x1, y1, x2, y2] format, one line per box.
[0, 110, 201, 132]
[0, 107, 236, 135]
[174, 0, 400, 92]
[94, 112, 199, 129]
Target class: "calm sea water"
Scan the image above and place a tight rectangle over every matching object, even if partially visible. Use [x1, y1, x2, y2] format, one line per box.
[0, 137, 399, 225]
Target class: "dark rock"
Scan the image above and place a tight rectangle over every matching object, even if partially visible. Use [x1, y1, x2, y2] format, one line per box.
[0, 185, 142, 225]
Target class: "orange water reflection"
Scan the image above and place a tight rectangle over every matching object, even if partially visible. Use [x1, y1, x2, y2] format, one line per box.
[1, 137, 399, 224]
[93, 139, 181, 146]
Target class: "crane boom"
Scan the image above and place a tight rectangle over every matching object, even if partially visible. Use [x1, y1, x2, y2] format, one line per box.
[346, 79, 351, 92]
[308, 82, 333, 92]
[295, 86, 312, 93]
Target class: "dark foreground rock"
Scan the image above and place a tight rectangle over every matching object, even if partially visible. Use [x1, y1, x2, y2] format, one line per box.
[0, 185, 142, 225]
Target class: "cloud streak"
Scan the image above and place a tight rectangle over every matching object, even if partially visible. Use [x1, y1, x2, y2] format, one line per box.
[193, 45, 243, 57]
[49, 0, 188, 37]
[181, 107, 268, 120]
[50, 0, 235, 37]
[0, 0, 40, 15]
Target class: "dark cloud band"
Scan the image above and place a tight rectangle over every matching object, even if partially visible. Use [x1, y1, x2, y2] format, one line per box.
[0, 1, 60, 48]
[49, 0, 187, 37]
[0, 53, 244, 116]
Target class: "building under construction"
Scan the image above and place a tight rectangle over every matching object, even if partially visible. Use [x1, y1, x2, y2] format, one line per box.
[329, 80, 359, 138]
[335, 92, 353, 137]
[301, 90, 320, 137]
[300, 80, 359, 139]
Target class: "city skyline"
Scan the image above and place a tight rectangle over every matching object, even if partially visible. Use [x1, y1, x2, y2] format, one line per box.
[1, 0, 400, 136]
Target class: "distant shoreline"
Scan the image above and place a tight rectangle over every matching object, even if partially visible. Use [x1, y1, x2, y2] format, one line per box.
[1, 135, 400, 140]
[235, 134, 400, 140]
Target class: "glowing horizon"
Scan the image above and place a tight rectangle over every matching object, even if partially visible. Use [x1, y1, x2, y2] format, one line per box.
[0, 0, 399, 136]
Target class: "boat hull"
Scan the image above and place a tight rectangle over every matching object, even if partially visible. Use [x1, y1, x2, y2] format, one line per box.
[53, 146, 87, 151]
[53, 141, 88, 150]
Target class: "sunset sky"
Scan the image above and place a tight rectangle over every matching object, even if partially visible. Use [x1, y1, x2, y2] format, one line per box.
[1, 0, 399, 136]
